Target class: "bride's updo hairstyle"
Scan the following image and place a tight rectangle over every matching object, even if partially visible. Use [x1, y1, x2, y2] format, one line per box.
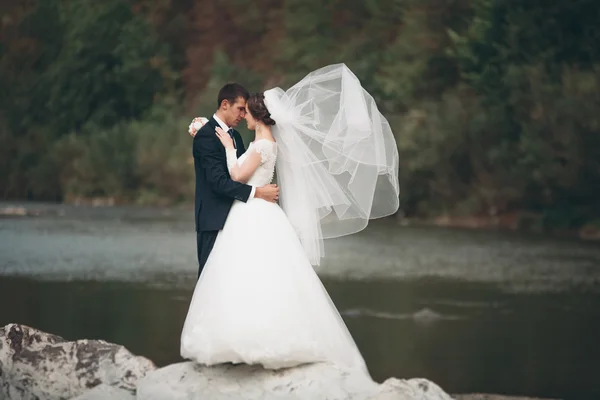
[247, 93, 276, 126]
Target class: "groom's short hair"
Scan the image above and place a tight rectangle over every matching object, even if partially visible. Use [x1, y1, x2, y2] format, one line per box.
[218, 83, 249, 108]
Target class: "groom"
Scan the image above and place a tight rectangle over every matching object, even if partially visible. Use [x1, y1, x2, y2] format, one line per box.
[193, 83, 279, 278]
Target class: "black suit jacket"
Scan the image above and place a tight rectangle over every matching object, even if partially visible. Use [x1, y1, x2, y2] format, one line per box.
[193, 117, 252, 232]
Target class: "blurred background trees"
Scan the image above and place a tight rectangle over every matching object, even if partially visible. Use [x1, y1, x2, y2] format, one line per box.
[1, 0, 599, 230]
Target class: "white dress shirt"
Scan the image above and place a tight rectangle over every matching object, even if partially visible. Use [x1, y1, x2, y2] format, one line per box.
[213, 114, 256, 199]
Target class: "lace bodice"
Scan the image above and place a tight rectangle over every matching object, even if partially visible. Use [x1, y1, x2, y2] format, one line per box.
[238, 139, 277, 187]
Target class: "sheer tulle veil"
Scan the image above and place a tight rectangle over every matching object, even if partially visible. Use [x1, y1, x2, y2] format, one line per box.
[263, 64, 400, 265]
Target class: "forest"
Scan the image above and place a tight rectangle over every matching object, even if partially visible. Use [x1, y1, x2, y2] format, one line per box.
[1, 0, 599, 233]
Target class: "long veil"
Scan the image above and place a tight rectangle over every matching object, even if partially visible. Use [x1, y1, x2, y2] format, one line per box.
[263, 64, 400, 265]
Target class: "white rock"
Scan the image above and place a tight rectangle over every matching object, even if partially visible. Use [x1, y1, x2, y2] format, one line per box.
[373, 377, 454, 399]
[1, 324, 455, 400]
[137, 361, 453, 400]
[70, 384, 135, 400]
[0, 323, 156, 400]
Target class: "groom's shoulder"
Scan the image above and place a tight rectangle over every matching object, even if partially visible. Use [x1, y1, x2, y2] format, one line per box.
[196, 120, 216, 137]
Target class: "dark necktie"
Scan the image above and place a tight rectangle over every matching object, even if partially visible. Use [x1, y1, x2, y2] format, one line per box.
[227, 128, 236, 149]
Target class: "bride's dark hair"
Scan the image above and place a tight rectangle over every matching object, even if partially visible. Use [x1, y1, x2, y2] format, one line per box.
[247, 93, 276, 126]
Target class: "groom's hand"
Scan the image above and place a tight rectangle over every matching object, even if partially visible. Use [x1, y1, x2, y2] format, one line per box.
[255, 184, 279, 203]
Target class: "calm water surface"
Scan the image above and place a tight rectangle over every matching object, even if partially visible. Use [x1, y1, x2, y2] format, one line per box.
[1, 202, 599, 399]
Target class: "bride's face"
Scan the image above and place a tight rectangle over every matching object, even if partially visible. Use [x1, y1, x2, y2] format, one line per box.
[245, 105, 257, 131]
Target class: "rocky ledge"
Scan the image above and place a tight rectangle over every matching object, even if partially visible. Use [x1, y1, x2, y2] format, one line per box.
[1, 324, 560, 400]
[0, 323, 155, 399]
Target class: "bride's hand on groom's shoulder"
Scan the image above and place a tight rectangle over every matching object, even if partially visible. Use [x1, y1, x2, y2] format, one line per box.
[255, 184, 279, 203]
[215, 127, 235, 150]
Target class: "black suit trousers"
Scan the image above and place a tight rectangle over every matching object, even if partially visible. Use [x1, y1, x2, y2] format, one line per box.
[196, 230, 219, 279]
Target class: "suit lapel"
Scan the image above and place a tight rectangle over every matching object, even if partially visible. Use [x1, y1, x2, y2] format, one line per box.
[209, 117, 244, 156]
[207, 117, 219, 131]
[232, 130, 245, 157]
[205, 118, 227, 157]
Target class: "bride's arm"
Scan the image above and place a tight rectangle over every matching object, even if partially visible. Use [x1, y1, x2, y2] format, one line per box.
[216, 128, 262, 183]
[225, 149, 261, 183]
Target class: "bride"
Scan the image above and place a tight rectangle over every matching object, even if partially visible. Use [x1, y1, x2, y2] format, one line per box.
[180, 64, 399, 374]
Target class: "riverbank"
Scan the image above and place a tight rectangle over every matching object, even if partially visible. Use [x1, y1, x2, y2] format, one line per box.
[3, 202, 599, 242]
[402, 212, 600, 241]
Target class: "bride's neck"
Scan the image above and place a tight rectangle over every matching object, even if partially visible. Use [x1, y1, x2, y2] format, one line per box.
[254, 123, 272, 140]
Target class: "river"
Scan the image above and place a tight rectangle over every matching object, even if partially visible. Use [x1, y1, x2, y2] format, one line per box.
[1, 202, 599, 399]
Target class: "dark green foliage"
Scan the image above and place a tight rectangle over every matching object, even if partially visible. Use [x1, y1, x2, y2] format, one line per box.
[1, 0, 598, 228]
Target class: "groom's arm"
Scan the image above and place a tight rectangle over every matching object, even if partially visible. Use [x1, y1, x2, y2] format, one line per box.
[195, 129, 252, 202]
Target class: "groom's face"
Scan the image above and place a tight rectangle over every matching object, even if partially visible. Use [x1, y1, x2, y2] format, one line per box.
[223, 97, 247, 127]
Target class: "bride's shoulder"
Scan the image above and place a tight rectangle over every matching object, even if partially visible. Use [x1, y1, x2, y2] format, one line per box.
[251, 139, 277, 162]
[252, 139, 277, 149]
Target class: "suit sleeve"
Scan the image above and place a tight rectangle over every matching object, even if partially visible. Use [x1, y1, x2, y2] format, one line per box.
[194, 128, 252, 202]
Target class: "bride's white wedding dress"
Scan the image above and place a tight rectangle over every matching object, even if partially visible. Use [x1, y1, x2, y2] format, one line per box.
[180, 139, 368, 373]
